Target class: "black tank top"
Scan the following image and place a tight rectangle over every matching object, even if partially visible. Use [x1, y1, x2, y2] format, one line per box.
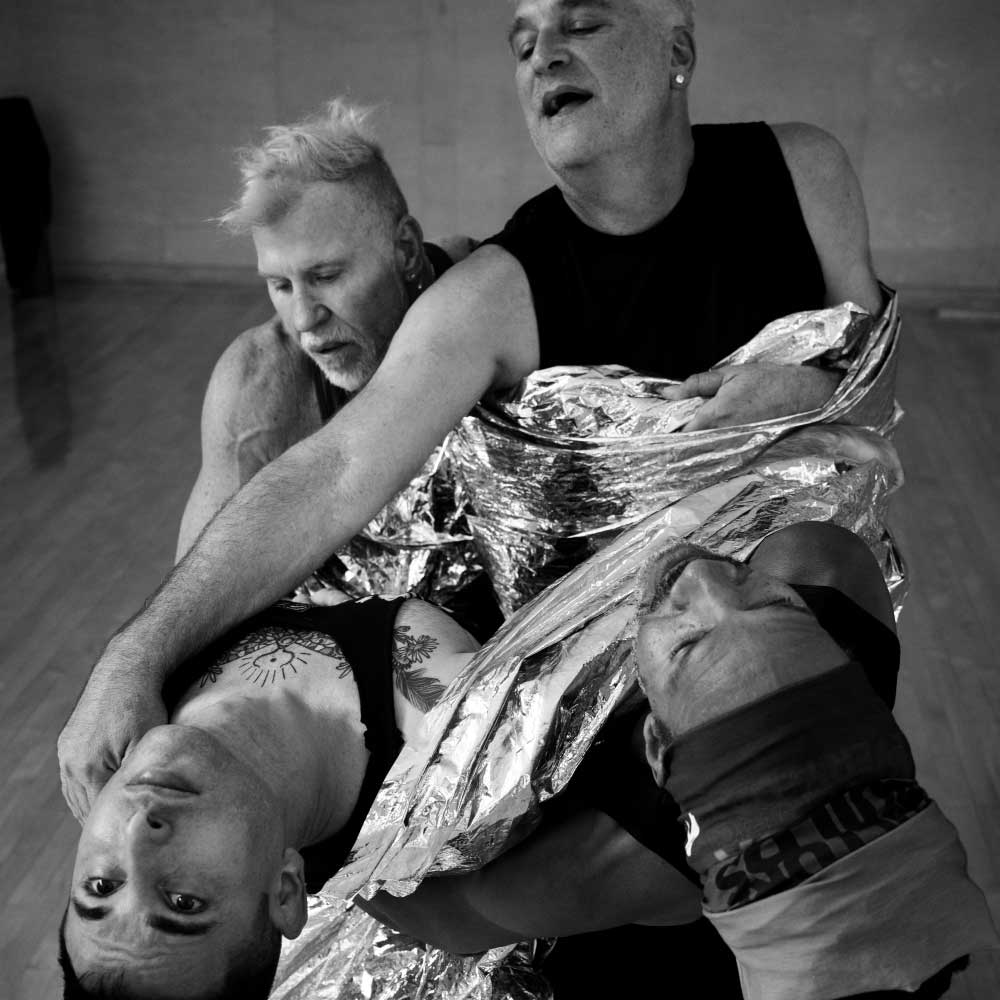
[166, 597, 406, 894]
[487, 122, 825, 378]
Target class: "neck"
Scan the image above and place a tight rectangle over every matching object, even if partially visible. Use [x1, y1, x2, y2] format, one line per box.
[173, 695, 362, 847]
[556, 117, 694, 234]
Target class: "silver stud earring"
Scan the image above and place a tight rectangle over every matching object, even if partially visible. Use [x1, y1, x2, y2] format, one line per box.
[675, 73, 685, 85]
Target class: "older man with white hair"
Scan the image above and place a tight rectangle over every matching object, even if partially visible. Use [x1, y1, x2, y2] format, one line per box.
[176, 98, 474, 561]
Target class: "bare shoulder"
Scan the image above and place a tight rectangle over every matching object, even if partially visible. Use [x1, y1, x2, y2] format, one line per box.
[772, 122, 851, 174]
[207, 316, 318, 428]
[407, 243, 539, 390]
[395, 599, 480, 657]
[212, 316, 307, 397]
[770, 122, 881, 313]
[432, 234, 480, 264]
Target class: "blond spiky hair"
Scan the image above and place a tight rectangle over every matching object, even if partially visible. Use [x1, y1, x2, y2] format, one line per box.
[219, 97, 408, 233]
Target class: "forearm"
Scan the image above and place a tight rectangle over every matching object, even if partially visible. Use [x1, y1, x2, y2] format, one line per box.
[356, 876, 523, 955]
[110, 431, 387, 683]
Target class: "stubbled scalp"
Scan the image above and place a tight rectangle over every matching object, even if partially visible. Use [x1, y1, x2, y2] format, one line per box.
[651, 0, 695, 30]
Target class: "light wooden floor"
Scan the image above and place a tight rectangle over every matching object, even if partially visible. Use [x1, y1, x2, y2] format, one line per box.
[1, 283, 998, 999]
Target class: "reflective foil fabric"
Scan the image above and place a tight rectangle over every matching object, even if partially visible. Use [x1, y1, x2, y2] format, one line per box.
[272, 295, 906, 999]
[451, 297, 900, 615]
[273, 453, 904, 999]
[296, 296, 898, 614]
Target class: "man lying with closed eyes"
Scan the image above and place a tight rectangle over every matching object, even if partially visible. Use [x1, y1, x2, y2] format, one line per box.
[635, 522, 998, 999]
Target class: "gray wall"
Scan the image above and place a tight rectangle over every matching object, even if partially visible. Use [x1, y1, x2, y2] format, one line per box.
[5, 0, 999, 288]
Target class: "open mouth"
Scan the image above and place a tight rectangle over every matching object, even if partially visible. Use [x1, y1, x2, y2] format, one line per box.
[541, 87, 593, 118]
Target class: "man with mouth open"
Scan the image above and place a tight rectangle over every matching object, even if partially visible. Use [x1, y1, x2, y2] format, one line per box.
[60, 0, 889, 904]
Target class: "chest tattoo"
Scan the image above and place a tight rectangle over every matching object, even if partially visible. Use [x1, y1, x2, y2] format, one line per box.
[205, 625, 351, 687]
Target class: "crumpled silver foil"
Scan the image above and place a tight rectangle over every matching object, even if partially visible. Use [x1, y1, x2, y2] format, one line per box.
[451, 296, 900, 614]
[272, 897, 550, 1000]
[272, 294, 905, 998]
[273, 436, 905, 999]
[295, 433, 482, 606]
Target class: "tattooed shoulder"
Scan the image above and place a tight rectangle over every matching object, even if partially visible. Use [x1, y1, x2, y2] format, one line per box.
[392, 625, 446, 712]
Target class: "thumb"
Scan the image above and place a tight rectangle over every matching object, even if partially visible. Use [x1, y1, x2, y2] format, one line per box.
[666, 370, 725, 400]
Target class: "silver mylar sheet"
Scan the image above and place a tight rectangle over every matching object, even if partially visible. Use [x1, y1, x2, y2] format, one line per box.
[450, 295, 901, 614]
[272, 432, 904, 999]
[294, 432, 483, 606]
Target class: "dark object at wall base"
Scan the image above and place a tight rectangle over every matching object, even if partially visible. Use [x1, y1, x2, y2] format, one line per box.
[0, 95, 54, 298]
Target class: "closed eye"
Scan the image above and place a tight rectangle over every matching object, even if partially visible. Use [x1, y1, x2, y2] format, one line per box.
[670, 628, 710, 659]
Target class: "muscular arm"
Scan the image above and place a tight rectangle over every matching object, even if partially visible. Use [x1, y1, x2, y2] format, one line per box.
[772, 122, 882, 315]
[59, 248, 537, 820]
[176, 320, 323, 560]
[359, 808, 700, 954]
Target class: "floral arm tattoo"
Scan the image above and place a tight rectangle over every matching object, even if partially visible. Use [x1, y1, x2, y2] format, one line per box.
[392, 625, 445, 711]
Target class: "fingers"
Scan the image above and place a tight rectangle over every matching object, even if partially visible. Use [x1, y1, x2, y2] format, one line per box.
[678, 400, 723, 432]
[656, 370, 725, 401]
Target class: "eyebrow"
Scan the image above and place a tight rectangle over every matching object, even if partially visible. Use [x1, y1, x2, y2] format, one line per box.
[257, 259, 344, 280]
[507, 0, 614, 47]
[72, 898, 217, 937]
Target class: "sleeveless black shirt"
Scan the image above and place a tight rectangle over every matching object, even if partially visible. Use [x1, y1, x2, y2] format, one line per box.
[487, 122, 826, 378]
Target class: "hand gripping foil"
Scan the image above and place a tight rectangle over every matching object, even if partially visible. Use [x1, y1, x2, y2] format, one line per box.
[450, 294, 902, 614]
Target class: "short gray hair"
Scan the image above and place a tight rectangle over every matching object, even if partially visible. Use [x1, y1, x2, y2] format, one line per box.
[220, 98, 408, 233]
[666, 0, 695, 29]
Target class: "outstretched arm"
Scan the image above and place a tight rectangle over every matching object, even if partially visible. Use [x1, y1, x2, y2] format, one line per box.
[358, 808, 700, 954]
[58, 248, 537, 821]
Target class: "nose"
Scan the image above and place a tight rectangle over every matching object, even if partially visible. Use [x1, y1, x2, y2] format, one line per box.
[530, 26, 570, 74]
[125, 805, 172, 847]
[668, 558, 747, 614]
[290, 288, 330, 334]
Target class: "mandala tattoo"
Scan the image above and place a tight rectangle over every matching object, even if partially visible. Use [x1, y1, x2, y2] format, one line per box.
[391, 625, 445, 711]
[198, 662, 224, 687]
[210, 625, 351, 687]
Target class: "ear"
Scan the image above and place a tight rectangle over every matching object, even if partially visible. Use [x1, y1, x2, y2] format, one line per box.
[643, 712, 671, 788]
[268, 848, 309, 940]
[670, 28, 696, 86]
[394, 214, 425, 278]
